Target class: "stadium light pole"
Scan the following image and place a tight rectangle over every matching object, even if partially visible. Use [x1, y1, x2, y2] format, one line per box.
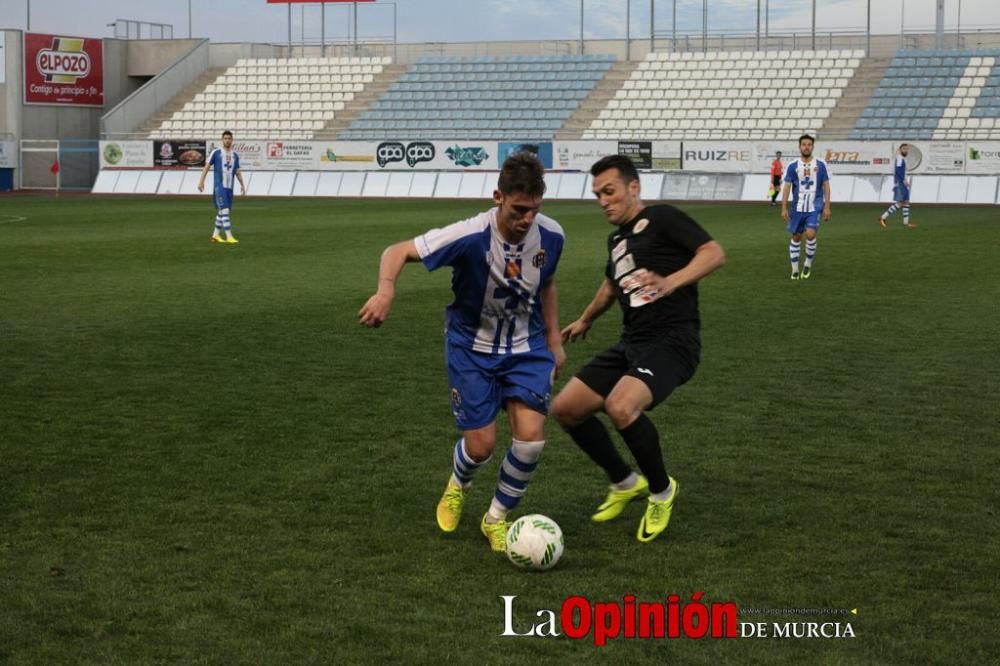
[626, 0, 630, 61]
[672, 0, 677, 52]
[27, 0, 30, 31]
[321, 1, 325, 57]
[811, 0, 816, 50]
[866, 0, 871, 55]
[188, 0, 192, 38]
[702, 0, 707, 52]
[580, 0, 584, 56]
[756, 0, 760, 51]
[649, 0, 654, 55]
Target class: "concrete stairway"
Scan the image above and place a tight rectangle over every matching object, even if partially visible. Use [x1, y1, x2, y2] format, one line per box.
[820, 56, 892, 140]
[135, 67, 227, 138]
[314, 65, 408, 140]
[554, 61, 639, 140]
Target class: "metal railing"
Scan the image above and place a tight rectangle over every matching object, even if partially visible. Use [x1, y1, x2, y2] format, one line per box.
[108, 19, 174, 40]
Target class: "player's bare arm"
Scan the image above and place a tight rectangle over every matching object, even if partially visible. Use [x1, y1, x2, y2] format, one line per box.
[637, 240, 726, 299]
[196, 162, 211, 193]
[561, 277, 616, 343]
[780, 182, 791, 222]
[358, 239, 421, 328]
[540, 277, 565, 377]
[236, 169, 246, 195]
[822, 180, 832, 221]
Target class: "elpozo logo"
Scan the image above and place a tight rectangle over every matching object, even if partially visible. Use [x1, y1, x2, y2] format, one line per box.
[36, 37, 91, 83]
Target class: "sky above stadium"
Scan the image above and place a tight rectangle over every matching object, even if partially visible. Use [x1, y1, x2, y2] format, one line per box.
[5, 0, 1000, 44]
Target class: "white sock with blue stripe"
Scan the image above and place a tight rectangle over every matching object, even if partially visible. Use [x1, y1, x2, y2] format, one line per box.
[450, 438, 490, 489]
[213, 215, 223, 235]
[902, 207, 911, 225]
[220, 208, 233, 238]
[804, 238, 817, 268]
[487, 438, 544, 522]
[789, 239, 801, 273]
[881, 204, 898, 220]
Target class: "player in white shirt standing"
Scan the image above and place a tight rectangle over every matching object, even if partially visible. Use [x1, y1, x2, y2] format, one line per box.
[358, 152, 566, 554]
[198, 130, 246, 244]
[781, 134, 831, 280]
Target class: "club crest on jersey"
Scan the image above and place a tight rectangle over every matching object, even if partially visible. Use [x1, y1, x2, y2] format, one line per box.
[633, 218, 650, 234]
[532, 250, 546, 268]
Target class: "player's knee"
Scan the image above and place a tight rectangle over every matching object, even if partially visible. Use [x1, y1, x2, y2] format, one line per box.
[551, 392, 584, 429]
[463, 431, 495, 461]
[604, 396, 641, 430]
[791, 233, 802, 242]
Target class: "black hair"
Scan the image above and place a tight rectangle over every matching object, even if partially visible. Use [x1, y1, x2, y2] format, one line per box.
[590, 154, 639, 183]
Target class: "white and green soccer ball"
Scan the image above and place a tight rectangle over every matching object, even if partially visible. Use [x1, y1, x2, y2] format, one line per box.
[506, 514, 564, 571]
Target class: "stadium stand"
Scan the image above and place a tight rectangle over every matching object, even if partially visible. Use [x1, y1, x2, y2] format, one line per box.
[149, 56, 392, 140]
[340, 54, 615, 140]
[852, 49, 1000, 140]
[582, 49, 863, 141]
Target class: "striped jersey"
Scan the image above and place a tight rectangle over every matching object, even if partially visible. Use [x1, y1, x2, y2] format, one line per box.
[784, 158, 830, 213]
[894, 154, 907, 184]
[207, 148, 240, 191]
[416, 208, 564, 355]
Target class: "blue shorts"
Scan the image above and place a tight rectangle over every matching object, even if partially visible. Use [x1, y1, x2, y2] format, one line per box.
[213, 187, 234, 210]
[893, 182, 910, 202]
[787, 211, 820, 235]
[445, 341, 555, 431]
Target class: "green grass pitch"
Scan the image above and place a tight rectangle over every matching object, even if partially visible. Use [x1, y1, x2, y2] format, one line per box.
[1, 193, 997, 664]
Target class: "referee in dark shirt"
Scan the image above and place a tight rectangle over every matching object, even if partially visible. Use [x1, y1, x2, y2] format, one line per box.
[552, 155, 725, 543]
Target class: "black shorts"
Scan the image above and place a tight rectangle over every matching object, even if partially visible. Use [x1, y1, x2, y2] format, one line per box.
[574, 331, 700, 409]
[771, 175, 782, 187]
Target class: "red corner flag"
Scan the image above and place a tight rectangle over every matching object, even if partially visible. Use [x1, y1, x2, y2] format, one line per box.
[50, 160, 60, 175]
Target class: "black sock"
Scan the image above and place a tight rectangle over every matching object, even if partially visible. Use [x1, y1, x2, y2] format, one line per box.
[565, 416, 632, 484]
[617, 415, 669, 494]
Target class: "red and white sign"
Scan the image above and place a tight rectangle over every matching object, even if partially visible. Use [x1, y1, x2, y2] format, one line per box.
[24, 32, 104, 106]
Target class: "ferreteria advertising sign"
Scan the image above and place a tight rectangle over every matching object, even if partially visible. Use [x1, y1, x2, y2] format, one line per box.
[23, 32, 104, 106]
[964, 142, 1000, 174]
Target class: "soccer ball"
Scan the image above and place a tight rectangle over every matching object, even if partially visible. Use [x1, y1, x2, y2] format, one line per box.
[506, 514, 564, 571]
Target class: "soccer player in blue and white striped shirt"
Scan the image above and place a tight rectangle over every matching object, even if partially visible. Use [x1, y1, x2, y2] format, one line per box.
[781, 134, 831, 280]
[198, 130, 246, 243]
[879, 143, 916, 229]
[358, 153, 566, 554]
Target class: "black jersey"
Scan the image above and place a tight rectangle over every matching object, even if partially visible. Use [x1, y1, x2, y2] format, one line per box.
[604, 204, 713, 341]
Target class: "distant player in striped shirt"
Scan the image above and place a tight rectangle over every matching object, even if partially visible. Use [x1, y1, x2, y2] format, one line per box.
[358, 152, 566, 554]
[197, 130, 246, 243]
[879, 143, 916, 229]
[781, 134, 831, 280]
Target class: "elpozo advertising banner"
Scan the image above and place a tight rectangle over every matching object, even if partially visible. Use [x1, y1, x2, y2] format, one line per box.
[964, 142, 1000, 174]
[24, 32, 103, 106]
[99, 141, 153, 168]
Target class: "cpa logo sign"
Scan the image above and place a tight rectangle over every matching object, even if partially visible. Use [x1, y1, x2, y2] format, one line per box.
[36, 38, 91, 83]
[377, 141, 436, 168]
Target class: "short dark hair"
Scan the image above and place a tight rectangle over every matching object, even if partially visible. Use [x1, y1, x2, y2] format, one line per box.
[799, 133, 815, 145]
[497, 151, 546, 197]
[776, 151, 782, 156]
[590, 155, 639, 183]
[899, 142, 908, 148]
[222, 130, 233, 139]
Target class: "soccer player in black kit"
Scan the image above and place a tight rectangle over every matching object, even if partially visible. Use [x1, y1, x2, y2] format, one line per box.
[551, 155, 725, 543]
